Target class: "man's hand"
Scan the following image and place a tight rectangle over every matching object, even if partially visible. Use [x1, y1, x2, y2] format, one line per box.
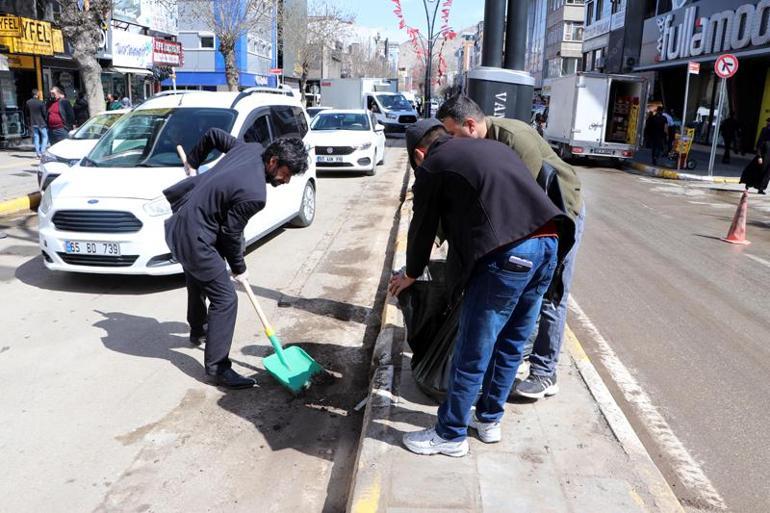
[184, 162, 198, 177]
[231, 270, 249, 286]
[388, 272, 416, 297]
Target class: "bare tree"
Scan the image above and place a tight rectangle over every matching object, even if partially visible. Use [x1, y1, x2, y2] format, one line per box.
[280, 0, 353, 102]
[58, 0, 111, 116]
[181, 0, 272, 91]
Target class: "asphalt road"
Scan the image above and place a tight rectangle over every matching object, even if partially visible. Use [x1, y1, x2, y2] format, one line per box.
[570, 167, 770, 513]
[0, 140, 408, 513]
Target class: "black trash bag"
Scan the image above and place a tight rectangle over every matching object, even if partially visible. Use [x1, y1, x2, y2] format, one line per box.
[396, 261, 461, 402]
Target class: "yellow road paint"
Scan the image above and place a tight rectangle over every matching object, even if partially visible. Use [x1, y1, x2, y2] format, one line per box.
[352, 480, 381, 513]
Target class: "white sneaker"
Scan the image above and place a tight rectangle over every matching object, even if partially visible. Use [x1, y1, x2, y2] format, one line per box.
[402, 427, 469, 457]
[469, 415, 502, 443]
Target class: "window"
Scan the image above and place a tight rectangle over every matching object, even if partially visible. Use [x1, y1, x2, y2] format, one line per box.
[586, 1, 594, 25]
[200, 35, 214, 49]
[596, 0, 604, 19]
[243, 114, 272, 145]
[562, 57, 580, 75]
[270, 106, 301, 138]
[611, 0, 623, 14]
[293, 107, 309, 137]
[310, 113, 371, 131]
[564, 21, 584, 41]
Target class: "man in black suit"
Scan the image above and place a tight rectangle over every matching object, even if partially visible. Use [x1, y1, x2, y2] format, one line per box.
[163, 128, 308, 388]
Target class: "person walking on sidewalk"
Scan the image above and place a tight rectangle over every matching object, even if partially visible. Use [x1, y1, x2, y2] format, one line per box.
[47, 87, 75, 145]
[648, 107, 668, 166]
[437, 95, 584, 400]
[389, 119, 574, 456]
[720, 113, 739, 164]
[740, 118, 770, 194]
[163, 128, 308, 389]
[25, 89, 48, 158]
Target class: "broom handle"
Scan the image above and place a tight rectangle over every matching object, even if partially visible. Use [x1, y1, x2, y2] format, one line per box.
[240, 278, 290, 367]
[176, 145, 195, 177]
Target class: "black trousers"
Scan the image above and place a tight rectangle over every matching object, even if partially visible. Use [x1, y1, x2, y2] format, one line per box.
[185, 268, 237, 375]
[651, 136, 666, 164]
[722, 138, 733, 163]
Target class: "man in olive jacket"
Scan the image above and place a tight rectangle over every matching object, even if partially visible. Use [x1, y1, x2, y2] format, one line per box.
[438, 95, 585, 400]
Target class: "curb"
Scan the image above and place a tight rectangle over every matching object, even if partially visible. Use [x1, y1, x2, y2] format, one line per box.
[627, 161, 740, 184]
[564, 325, 686, 513]
[0, 191, 40, 216]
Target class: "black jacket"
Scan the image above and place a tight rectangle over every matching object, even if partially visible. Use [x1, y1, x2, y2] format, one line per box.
[407, 136, 574, 297]
[74, 97, 90, 125]
[25, 98, 47, 127]
[163, 128, 267, 282]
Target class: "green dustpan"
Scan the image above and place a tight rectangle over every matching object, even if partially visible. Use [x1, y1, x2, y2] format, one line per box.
[240, 278, 324, 394]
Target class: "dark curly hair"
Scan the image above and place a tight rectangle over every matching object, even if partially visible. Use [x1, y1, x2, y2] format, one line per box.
[263, 137, 308, 175]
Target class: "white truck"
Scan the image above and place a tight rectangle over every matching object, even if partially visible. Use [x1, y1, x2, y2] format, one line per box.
[544, 72, 648, 162]
[320, 78, 418, 135]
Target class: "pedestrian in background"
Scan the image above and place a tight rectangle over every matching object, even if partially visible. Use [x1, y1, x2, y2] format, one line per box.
[121, 97, 132, 109]
[740, 118, 770, 194]
[648, 107, 668, 166]
[73, 90, 90, 127]
[391, 119, 573, 456]
[47, 87, 75, 145]
[25, 88, 48, 158]
[106, 94, 122, 111]
[719, 113, 739, 164]
[663, 108, 676, 153]
[437, 95, 584, 400]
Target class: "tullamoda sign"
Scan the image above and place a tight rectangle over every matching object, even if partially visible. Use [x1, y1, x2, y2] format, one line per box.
[639, 0, 770, 66]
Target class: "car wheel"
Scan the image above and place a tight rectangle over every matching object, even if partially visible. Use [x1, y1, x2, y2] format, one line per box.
[291, 181, 316, 227]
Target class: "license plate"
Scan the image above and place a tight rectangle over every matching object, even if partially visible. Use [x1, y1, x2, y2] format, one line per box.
[593, 148, 615, 155]
[65, 240, 121, 256]
[317, 156, 343, 163]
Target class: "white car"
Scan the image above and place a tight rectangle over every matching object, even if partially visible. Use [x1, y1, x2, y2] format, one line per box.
[38, 109, 129, 190]
[38, 89, 317, 276]
[308, 109, 386, 176]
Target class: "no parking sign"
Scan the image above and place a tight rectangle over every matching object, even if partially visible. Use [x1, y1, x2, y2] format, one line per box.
[714, 54, 739, 79]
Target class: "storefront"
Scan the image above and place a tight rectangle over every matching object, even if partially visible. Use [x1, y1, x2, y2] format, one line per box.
[0, 14, 66, 141]
[107, 29, 155, 104]
[637, 0, 770, 150]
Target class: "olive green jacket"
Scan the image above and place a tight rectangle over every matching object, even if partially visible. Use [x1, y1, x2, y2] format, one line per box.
[486, 118, 583, 220]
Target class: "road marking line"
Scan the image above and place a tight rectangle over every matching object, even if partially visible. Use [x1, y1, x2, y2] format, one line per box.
[569, 298, 728, 511]
[745, 253, 770, 269]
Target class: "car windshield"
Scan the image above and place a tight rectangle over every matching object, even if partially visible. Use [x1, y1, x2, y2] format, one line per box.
[311, 113, 370, 131]
[73, 113, 122, 140]
[377, 94, 411, 111]
[84, 108, 237, 168]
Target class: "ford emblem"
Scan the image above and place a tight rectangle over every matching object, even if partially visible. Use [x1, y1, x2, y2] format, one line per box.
[88, 199, 99, 204]
[327, 147, 333, 154]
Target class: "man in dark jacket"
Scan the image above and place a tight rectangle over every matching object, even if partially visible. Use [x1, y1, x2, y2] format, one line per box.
[648, 107, 668, 165]
[47, 87, 75, 145]
[390, 120, 573, 456]
[25, 89, 48, 157]
[438, 95, 584, 399]
[163, 128, 308, 388]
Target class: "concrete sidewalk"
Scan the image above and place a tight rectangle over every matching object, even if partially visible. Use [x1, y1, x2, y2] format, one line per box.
[629, 147, 747, 183]
[0, 150, 40, 214]
[347, 187, 684, 513]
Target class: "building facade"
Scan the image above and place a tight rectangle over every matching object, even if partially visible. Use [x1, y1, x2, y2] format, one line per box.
[525, 0, 548, 87]
[636, 0, 770, 149]
[544, 0, 585, 81]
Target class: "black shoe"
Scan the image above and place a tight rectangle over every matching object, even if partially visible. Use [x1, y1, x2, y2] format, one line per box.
[207, 368, 256, 389]
[759, 190, 767, 195]
[190, 333, 207, 346]
[513, 374, 559, 400]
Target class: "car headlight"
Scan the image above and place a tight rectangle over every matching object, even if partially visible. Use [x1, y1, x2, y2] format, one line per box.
[356, 142, 373, 150]
[386, 112, 398, 120]
[40, 151, 58, 164]
[39, 187, 53, 215]
[143, 195, 172, 217]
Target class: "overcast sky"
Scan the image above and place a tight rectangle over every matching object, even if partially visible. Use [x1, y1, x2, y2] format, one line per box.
[336, 0, 485, 44]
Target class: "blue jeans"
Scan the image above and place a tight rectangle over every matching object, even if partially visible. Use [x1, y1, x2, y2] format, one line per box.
[435, 236, 558, 441]
[528, 203, 586, 377]
[32, 126, 48, 156]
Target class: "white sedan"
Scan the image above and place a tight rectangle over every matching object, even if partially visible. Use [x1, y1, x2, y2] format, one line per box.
[37, 109, 129, 191]
[308, 110, 386, 176]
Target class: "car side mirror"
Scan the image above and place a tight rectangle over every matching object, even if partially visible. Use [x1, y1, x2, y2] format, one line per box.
[375, 124, 385, 132]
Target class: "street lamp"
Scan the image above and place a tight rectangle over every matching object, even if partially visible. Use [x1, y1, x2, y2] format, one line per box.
[421, 0, 441, 118]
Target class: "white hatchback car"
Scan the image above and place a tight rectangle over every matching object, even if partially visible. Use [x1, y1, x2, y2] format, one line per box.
[38, 109, 129, 191]
[308, 109, 386, 176]
[38, 89, 317, 275]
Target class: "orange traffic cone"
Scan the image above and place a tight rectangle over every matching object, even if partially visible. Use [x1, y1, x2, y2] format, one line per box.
[721, 190, 751, 245]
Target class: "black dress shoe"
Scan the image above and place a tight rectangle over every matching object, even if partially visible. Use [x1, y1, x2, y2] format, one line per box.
[207, 368, 256, 389]
[189, 333, 207, 346]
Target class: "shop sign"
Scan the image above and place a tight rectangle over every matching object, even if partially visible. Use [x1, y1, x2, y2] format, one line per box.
[584, 16, 611, 41]
[688, 61, 700, 74]
[0, 15, 21, 38]
[641, 0, 770, 66]
[153, 38, 183, 66]
[0, 16, 54, 56]
[112, 30, 153, 68]
[114, 0, 178, 35]
[7, 54, 35, 69]
[52, 29, 64, 54]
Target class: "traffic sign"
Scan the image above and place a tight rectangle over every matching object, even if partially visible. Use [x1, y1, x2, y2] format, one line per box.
[688, 61, 700, 74]
[269, 67, 283, 75]
[714, 54, 739, 79]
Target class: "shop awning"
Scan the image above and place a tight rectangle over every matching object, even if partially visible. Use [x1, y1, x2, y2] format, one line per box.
[108, 67, 154, 76]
